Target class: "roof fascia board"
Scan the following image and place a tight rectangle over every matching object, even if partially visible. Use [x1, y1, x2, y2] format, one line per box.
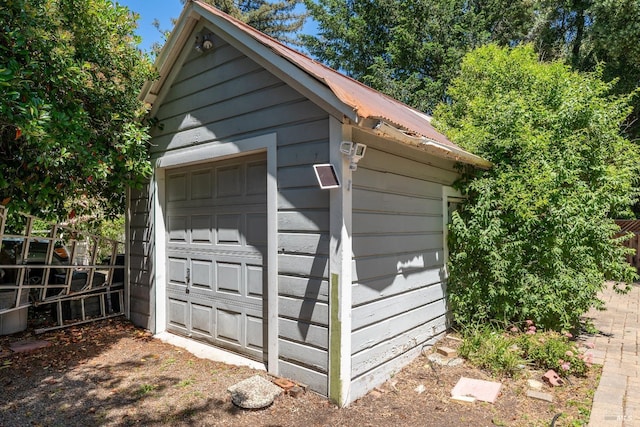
[190, 2, 356, 122]
[148, 19, 209, 117]
[141, 5, 200, 104]
[371, 121, 492, 168]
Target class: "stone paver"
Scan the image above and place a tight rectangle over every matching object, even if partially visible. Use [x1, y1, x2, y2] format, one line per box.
[584, 283, 640, 427]
[9, 339, 51, 353]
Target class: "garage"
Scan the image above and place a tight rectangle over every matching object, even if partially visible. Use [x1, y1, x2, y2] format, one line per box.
[130, 0, 489, 405]
[165, 152, 267, 361]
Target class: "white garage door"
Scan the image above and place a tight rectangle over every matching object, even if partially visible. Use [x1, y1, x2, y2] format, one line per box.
[165, 152, 267, 361]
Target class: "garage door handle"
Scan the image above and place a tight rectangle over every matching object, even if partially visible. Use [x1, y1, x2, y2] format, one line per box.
[186, 268, 190, 294]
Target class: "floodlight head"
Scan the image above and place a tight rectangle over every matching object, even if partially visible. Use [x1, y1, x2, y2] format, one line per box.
[352, 143, 366, 161]
[340, 141, 367, 171]
[340, 141, 354, 156]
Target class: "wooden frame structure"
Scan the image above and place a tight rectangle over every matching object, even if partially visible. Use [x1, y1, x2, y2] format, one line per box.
[0, 205, 125, 334]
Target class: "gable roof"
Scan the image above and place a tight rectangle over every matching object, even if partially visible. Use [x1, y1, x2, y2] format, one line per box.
[141, 0, 490, 168]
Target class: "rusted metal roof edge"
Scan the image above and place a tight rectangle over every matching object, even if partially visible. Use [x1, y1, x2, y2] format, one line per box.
[190, 2, 489, 167]
[373, 121, 492, 169]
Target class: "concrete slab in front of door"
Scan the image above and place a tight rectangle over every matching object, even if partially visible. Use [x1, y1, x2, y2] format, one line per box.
[155, 332, 266, 371]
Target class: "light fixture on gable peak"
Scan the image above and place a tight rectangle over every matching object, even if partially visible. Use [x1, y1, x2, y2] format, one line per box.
[195, 33, 214, 52]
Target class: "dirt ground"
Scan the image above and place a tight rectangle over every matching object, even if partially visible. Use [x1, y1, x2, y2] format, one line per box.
[0, 316, 599, 427]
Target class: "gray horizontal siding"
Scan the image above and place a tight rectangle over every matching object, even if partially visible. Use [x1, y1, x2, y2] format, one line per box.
[278, 233, 330, 256]
[151, 99, 327, 153]
[351, 299, 447, 354]
[279, 317, 328, 349]
[352, 313, 447, 377]
[128, 180, 155, 331]
[278, 275, 328, 301]
[352, 249, 444, 283]
[351, 284, 446, 331]
[279, 211, 329, 233]
[350, 144, 453, 390]
[279, 254, 329, 279]
[279, 295, 328, 325]
[279, 359, 328, 395]
[349, 328, 446, 403]
[352, 267, 443, 307]
[279, 188, 329, 210]
[279, 338, 328, 371]
[139, 30, 329, 395]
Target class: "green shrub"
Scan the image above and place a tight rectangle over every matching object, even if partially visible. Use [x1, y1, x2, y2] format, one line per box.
[459, 324, 527, 377]
[434, 44, 639, 331]
[515, 323, 590, 377]
[460, 322, 593, 377]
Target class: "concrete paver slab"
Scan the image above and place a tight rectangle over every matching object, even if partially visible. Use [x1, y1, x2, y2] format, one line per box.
[450, 377, 502, 403]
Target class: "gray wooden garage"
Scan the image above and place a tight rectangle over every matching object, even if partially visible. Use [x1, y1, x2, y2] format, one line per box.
[127, 0, 490, 406]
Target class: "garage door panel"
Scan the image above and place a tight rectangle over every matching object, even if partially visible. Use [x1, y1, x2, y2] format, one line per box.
[191, 258, 213, 289]
[247, 264, 264, 298]
[216, 165, 242, 197]
[191, 215, 213, 243]
[191, 303, 212, 335]
[217, 261, 242, 294]
[246, 162, 267, 195]
[168, 257, 188, 284]
[246, 314, 263, 350]
[246, 213, 267, 244]
[216, 307, 242, 344]
[167, 173, 187, 202]
[217, 214, 242, 244]
[168, 216, 188, 242]
[168, 298, 188, 329]
[190, 169, 213, 199]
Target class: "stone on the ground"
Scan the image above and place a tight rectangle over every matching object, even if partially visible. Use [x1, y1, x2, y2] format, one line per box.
[451, 394, 476, 403]
[427, 353, 464, 366]
[451, 377, 502, 403]
[526, 389, 554, 402]
[9, 340, 50, 353]
[288, 386, 304, 398]
[527, 379, 544, 390]
[542, 369, 564, 387]
[437, 346, 458, 357]
[273, 377, 295, 391]
[227, 375, 283, 409]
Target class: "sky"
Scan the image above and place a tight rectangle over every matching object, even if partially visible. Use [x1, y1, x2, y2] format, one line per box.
[116, 0, 184, 52]
[116, 0, 317, 53]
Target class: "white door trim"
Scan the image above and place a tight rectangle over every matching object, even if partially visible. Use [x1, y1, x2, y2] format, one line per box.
[442, 186, 464, 276]
[153, 133, 278, 374]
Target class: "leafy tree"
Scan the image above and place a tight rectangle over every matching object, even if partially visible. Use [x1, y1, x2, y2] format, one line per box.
[304, 0, 640, 133]
[0, 0, 155, 221]
[434, 44, 640, 331]
[187, 0, 306, 45]
[525, 0, 640, 136]
[302, 0, 538, 112]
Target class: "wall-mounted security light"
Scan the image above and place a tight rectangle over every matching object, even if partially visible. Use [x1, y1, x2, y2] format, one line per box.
[195, 33, 214, 53]
[340, 141, 367, 170]
[313, 164, 340, 189]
